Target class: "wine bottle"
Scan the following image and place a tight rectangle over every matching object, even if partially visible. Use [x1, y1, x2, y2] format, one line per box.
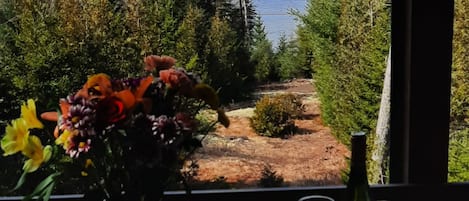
[346, 131, 373, 201]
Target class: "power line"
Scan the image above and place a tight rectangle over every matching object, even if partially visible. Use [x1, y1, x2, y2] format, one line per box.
[258, 13, 290, 15]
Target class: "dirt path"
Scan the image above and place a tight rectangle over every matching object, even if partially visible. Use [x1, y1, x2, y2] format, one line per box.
[190, 79, 350, 188]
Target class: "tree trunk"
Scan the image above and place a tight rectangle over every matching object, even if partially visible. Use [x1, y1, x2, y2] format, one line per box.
[370, 48, 391, 184]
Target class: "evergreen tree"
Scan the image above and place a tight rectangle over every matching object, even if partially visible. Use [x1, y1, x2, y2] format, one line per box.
[233, 0, 257, 46]
[276, 33, 288, 54]
[250, 16, 275, 82]
[0, 0, 264, 193]
[274, 34, 306, 81]
[296, 0, 391, 182]
[448, 0, 469, 182]
[175, 4, 208, 71]
[328, 0, 390, 184]
[294, 0, 340, 129]
[216, 0, 256, 88]
[334, 0, 390, 144]
[276, 37, 304, 80]
[0, 0, 20, 120]
[205, 15, 244, 101]
[11, 0, 66, 104]
[145, 0, 178, 55]
[194, 0, 216, 17]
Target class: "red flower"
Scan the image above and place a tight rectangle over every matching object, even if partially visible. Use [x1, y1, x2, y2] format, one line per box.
[175, 112, 196, 132]
[144, 55, 176, 72]
[96, 96, 126, 125]
[159, 69, 193, 95]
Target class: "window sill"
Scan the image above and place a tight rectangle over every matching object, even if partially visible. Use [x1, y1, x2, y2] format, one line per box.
[2, 183, 469, 201]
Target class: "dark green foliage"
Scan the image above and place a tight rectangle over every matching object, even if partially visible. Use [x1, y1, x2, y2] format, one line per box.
[251, 39, 275, 81]
[293, 0, 391, 185]
[448, 0, 469, 182]
[448, 128, 469, 182]
[450, 0, 469, 126]
[0, 0, 260, 194]
[250, 16, 276, 82]
[329, 0, 389, 146]
[0, 77, 20, 122]
[221, 0, 256, 45]
[204, 15, 248, 102]
[250, 93, 304, 138]
[0, 0, 258, 111]
[257, 165, 284, 187]
[275, 36, 308, 80]
[175, 5, 207, 71]
[292, 0, 340, 128]
[295, 0, 390, 147]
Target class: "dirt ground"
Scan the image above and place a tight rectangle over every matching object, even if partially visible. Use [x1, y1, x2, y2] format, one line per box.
[190, 79, 350, 188]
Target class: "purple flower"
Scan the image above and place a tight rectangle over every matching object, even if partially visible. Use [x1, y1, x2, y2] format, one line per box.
[112, 77, 146, 91]
[67, 137, 92, 158]
[148, 115, 183, 145]
[62, 95, 97, 137]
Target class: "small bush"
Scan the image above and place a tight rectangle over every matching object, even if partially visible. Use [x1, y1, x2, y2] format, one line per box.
[258, 165, 284, 187]
[250, 93, 305, 138]
[448, 128, 469, 182]
[187, 176, 232, 190]
[196, 109, 218, 132]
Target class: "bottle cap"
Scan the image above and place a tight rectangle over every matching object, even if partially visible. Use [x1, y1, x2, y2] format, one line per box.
[352, 131, 366, 137]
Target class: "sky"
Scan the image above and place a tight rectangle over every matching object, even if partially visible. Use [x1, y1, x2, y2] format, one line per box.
[253, 0, 307, 48]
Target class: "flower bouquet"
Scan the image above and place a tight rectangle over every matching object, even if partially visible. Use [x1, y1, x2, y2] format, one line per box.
[0, 55, 229, 201]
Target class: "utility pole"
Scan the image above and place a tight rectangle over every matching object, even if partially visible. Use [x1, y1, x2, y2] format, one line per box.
[239, 0, 249, 44]
[242, 0, 248, 30]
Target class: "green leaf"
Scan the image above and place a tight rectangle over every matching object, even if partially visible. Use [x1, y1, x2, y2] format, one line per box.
[22, 172, 60, 201]
[11, 171, 28, 192]
[39, 180, 55, 201]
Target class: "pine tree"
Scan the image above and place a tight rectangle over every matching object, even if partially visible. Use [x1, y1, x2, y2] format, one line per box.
[250, 16, 275, 82]
[331, 0, 390, 145]
[296, 0, 391, 183]
[234, 0, 257, 46]
[205, 15, 243, 101]
[12, 0, 65, 103]
[448, 0, 469, 182]
[175, 4, 207, 71]
[217, 0, 256, 87]
[276, 37, 304, 81]
[0, 0, 19, 121]
[294, 0, 340, 129]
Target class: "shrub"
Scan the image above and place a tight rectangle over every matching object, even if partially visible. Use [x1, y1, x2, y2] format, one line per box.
[257, 165, 284, 187]
[448, 128, 469, 182]
[250, 93, 305, 138]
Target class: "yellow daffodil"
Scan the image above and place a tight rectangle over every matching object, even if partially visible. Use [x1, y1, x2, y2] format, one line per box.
[21, 99, 44, 129]
[1, 118, 30, 156]
[21, 135, 52, 173]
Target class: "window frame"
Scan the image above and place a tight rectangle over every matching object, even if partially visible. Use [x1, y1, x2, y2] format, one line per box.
[389, 0, 453, 184]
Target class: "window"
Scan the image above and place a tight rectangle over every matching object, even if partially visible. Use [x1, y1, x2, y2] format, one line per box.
[0, 1, 464, 201]
[165, 1, 462, 200]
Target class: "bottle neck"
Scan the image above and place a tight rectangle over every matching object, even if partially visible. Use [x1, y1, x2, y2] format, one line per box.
[349, 134, 368, 183]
